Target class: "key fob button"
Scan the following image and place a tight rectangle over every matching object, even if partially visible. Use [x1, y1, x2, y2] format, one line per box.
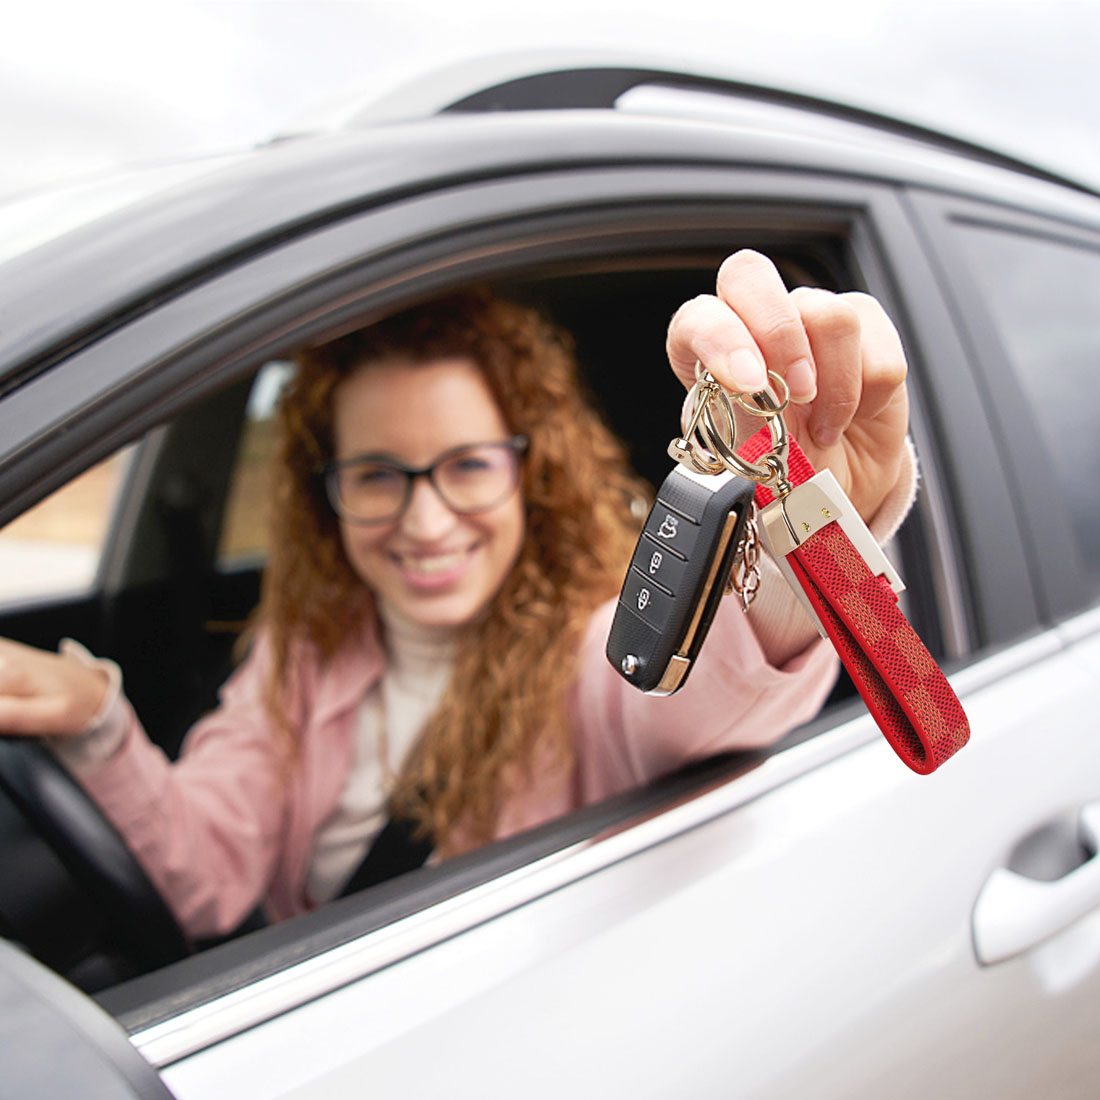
[621, 568, 676, 632]
[643, 505, 699, 559]
[633, 534, 688, 593]
[654, 480, 708, 524]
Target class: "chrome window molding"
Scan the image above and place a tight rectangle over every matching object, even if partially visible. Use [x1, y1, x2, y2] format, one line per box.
[1056, 603, 1100, 646]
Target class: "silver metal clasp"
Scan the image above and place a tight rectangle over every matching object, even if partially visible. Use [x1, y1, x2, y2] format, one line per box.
[757, 468, 905, 636]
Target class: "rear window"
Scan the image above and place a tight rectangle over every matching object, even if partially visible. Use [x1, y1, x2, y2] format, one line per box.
[953, 223, 1100, 603]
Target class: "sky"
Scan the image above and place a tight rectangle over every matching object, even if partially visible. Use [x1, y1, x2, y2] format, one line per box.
[2, 0, 1098, 199]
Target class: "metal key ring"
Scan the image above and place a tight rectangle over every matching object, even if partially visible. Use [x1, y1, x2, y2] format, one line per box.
[701, 400, 787, 482]
[694, 365, 789, 482]
[731, 371, 791, 418]
[676, 364, 789, 482]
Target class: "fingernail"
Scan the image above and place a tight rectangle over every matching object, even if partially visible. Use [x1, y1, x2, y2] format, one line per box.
[728, 349, 767, 393]
[787, 358, 816, 403]
[813, 424, 841, 449]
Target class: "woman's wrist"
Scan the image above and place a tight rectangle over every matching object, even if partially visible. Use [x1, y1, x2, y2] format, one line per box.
[48, 641, 128, 774]
[863, 436, 919, 545]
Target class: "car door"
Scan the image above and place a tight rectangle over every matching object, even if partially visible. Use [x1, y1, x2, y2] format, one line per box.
[0, 111, 1096, 1098]
[146, 183, 1097, 1099]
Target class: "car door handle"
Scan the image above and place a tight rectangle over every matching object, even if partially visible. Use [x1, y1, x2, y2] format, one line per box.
[973, 802, 1100, 965]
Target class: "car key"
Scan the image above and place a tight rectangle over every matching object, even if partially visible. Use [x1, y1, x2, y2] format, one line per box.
[606, 460, 755, 696]
[608, 359, 969, 773]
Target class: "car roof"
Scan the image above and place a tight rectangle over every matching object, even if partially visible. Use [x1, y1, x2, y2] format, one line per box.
[280, 52, 1100, 224]
[0, 57, 1097, 390]
[284, 51, 1096, 192]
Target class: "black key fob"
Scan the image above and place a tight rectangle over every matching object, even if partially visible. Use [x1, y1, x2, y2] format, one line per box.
[606, 465, 755, 695]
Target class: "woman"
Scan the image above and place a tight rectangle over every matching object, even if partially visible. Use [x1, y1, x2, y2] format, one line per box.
[0, 252, 914, 939]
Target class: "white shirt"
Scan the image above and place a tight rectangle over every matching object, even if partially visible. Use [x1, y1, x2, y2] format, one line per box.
[305, 605, 457, 904]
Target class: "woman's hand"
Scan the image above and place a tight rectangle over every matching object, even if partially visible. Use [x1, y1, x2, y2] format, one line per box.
[0, 638, 109, 737]
[666, 250, 909, 524]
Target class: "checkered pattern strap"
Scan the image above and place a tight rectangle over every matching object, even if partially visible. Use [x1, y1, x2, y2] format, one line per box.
[741, 429, 969, 774]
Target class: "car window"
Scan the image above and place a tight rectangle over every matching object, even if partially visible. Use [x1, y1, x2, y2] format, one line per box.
[952, 225, 1100, 604]
[0, 447, 134, 602]
[217, 360, 295, 568]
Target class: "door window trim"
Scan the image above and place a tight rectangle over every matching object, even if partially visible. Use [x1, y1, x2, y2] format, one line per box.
[0, 165, 980, 1040]
[906, 189, 1100, 624]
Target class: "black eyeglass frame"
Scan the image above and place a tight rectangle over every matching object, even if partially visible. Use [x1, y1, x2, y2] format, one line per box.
[321, 435, 529, 525]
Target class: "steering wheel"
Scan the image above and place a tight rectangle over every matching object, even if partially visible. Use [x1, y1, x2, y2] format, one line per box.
[0, 737, 191, 977]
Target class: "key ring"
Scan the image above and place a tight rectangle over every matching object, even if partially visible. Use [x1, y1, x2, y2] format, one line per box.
[670, 363, 789, 485]
[731, 375, 790, 418]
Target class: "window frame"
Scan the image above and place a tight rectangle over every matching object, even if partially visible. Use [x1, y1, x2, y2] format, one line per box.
[0, 162, 1003, 1053]
[906, 190, 1100, 625]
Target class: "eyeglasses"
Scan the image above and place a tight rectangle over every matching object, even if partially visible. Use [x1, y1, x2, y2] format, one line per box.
[323, 436, 528, 525]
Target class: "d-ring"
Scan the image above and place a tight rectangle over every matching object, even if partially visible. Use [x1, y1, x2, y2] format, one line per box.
[675, 375, 733, 474]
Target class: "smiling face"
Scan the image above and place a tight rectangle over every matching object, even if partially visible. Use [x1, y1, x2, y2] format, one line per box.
[330, 356, 526, 629]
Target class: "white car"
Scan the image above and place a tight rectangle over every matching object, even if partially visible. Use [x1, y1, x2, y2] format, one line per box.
[0, 57, 1098, 1099]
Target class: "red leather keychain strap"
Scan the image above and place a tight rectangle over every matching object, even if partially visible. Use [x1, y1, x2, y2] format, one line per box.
[741, 429, 969, 774]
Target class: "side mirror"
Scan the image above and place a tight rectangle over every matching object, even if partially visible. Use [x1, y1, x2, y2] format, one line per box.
[0, 937, 178, 1098]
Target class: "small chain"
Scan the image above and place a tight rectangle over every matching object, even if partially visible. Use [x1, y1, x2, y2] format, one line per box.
[728, 509, 762, 611]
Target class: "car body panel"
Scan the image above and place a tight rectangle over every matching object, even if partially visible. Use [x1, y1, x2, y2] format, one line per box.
[154, 626, 1100, 1099]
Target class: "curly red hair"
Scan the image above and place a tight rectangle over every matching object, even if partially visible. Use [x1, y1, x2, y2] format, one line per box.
[259, 289, 647, 844]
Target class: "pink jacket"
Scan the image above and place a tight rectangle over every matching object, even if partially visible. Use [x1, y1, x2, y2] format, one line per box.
[74, 597, 837, 939]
